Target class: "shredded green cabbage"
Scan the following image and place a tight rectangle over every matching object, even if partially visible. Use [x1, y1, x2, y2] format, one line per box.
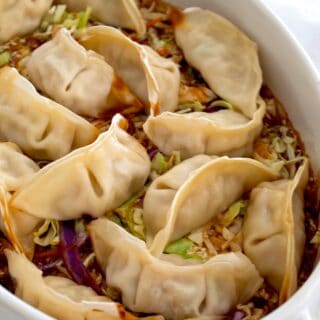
[39, 5, 92, 34]
[77, 7, 92, 29]
[151, 151, 181, 175]
[117, 188, 146, 212]
[109, 214, 122, 226]
[53, 4, 66, 24]
[210, 100, 233, 110]
[75, 218, 86, 234]
[223, 200, 247, 227]
[114, 189, 146, 240]
[34, 220, 60, 247]
[151, 152, 169, 174]
[177, 101, 206, 112]
[0, 52, 11, 67]
[253, 153, 286, 173]
[272, 137, 286, 154]
[164, 238, 203, 260]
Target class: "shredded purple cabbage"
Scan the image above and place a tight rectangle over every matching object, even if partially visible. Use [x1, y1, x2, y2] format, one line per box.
[231, 311, 246, 320]
[59, 220, 102, 295]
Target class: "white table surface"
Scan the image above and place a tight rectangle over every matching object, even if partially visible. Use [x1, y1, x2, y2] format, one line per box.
[0, 0, 319, 319]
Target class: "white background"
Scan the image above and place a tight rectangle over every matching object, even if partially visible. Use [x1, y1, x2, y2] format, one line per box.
[0, 0, 319, 319]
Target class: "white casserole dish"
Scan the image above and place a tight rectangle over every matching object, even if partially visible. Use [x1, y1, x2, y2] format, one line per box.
[0, 0, 320, 319]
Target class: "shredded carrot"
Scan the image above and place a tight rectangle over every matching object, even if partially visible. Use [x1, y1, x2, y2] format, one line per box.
[0, 188, 24, 254]
[146, 17, 163, 27]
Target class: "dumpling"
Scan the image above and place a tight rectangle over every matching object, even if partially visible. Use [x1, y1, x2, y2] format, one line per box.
[26, 28, 142, 118]
[243, 160, 308, 303]
[144, 99, 265, 159]
[80, 26, 180, 114]
[0, 0, 53, 43]
[0, 143, 39, 192]
[0, 67, 98, 161]
[144, 154, 212, 244]
[10, 114, 151, 220]
[89, 218, 263, 320]
[0, 143, 41, 257]
[172, 7, 262, 118]
[58, 0, 146, 35]
[6, 250, 129, 320]
[143, 156, 278, 256]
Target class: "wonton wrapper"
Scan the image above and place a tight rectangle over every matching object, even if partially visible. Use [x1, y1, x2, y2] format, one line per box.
[89, 218, 263, 320]
[0, 143, 41, 257]
[144, 100, 265, 160]
[0, 67, 98, 161]
[0, 0, 53, 43]
[80, 26, 180, 114]
[58, 0, 146, 35]
[243, 159, 309, 303]
[144, 156, 278, 256]
[26, 28, 142, 118]
[6, 250, 127, 320]
[173, 7, 262, 118]
[10, 114, 151, 220]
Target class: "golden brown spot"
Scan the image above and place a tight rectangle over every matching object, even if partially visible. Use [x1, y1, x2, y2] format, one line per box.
[116, 304, 138, 320]
[101, 75, 144, 118]
[150, 102, 160, 116]
[168, 5, 184, 27]
[254, 141, 272, 159]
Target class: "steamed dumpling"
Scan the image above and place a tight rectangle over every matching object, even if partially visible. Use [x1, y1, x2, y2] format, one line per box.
[243, 160, 308, 303]
[89, 218, 263, 320]
[0, 143, 39, 192]
[5, 250, 126, 320]
[0, 67, 98, 161]
[144, 156, 278, 256]
[80, 26, 180, 114]
[58, 0, 146, 34]
[144, 100, 265, 159]
[10, 114, 151, 220]
[90, 219, 262, 319]
[0, 0, 53, 43]
[173, 7, 262, 118]
[26, 28, 142, 118]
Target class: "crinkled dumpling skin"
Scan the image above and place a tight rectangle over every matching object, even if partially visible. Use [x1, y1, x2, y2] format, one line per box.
[58, 0, 146, 34]
[0, 0, 53, 43]
[26, 28, 141, 118]
[173, 7, 262, 118]
[243, 160, 308, 303]
[80, 26, 180, 113]
[5, 250, 124, 320]
[142, 45, 180, 115]
[144, 102, 265, 159]
[0, 67, 98, 161]
[0, 143, 39, 192]
[89, 218, 263, 320]
[144, 156, 278, 256]
[144, 155, 213, 244]
[10, 115, 151, 220]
